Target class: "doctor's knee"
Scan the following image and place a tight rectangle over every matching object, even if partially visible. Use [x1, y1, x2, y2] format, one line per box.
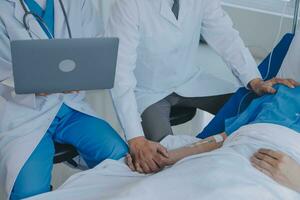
[10, 185, 50, 200]
[108, 138, 129, 160]
[81, 118, 129, 167]
[95, 133, 128, 162]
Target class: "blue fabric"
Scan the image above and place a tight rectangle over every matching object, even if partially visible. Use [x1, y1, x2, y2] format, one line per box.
[24, 0, 54, 38]
[225, 85, 300, 135]
[197, 33, 295, 139]
[10, 104, 128, 200]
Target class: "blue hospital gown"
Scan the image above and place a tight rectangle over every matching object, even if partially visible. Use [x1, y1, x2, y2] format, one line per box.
[225, 85, 300, 135]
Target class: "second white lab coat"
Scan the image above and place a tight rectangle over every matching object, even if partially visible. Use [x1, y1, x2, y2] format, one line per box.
[0, 1, 103, 199]
[106, 0, 261, 140]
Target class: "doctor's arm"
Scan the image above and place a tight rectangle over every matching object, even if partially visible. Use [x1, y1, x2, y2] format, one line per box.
[0, 20, 13, 84]
[106, 0, 168, 174]
[0, 19, 39, 108]
[201, 0, 297, 95]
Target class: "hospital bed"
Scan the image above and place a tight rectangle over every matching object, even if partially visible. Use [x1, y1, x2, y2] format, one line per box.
[27, 123, 300, 200]
[26, 32, 299, 200]
[27, 2, 300, 199]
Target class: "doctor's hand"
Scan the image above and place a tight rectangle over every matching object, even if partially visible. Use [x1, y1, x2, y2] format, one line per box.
[249, 78, 299, 96]
[128, 136, 169, 174]
[251, 149, 300, 192]
[36, 91, 79, 96]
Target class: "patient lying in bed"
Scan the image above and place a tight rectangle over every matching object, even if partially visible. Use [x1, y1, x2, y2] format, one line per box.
[127, 84, 300, 193]
[28, 84, 300, 200]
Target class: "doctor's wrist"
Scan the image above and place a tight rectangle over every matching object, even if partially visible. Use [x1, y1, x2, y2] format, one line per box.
[128, 136, 147, 147]
[248, 78, 264, 91]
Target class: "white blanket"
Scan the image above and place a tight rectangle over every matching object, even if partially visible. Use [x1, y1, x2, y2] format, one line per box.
[28, 123, 300, 200]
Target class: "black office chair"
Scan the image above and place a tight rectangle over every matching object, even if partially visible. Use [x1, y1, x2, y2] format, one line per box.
[51, 143, 78, 191]
[53, 106, 197, 167]
[170, 106, 197, 126]
[53, 143, 78, 167]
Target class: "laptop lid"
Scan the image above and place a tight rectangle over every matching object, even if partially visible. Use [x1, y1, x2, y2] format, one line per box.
[11, 38, 119, 94]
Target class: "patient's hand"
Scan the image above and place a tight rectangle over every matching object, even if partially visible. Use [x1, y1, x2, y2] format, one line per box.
[249, 78, 299, 96]
[251, 149, 300, 192]
[126, 133, 227, 174]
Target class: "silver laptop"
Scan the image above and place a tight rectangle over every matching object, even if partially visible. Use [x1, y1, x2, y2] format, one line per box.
[11, 38, 119, 94]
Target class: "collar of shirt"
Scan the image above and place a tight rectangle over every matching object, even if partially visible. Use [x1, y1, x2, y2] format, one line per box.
[167, 0, 175, 8]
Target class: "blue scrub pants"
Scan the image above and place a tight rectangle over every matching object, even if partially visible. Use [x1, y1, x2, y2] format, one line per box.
[10, 104, 128, 200]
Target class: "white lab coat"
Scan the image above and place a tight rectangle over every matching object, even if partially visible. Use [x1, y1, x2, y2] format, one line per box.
[106, 0, 261, 140]
[0, 1, 103, 199]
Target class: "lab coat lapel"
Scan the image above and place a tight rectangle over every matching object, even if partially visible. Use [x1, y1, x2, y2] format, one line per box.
[178, 0, 192, 27]
[8, 0, 24, 26]
[54, 1, 82, 39]
[160, 0, 180, 29]
[54, 0, 68, 38]
[9, 0, 48, 39]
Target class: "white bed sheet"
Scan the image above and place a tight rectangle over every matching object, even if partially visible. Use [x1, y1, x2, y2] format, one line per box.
[28, 123, 300, 200]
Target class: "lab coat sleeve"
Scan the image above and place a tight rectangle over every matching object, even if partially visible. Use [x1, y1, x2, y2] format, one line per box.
[81, 0, 104, 37]
[0, 19, 37, 108]
[201, 0, 262, 87]
[0, 19, 12, 83]
[105, 0, 145, 141]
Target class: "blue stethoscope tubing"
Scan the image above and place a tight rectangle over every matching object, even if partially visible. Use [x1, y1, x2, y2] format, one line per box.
[19, 0, 72, 39]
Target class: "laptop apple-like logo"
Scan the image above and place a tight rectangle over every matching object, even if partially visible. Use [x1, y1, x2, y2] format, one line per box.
[59, 59, 76, 73]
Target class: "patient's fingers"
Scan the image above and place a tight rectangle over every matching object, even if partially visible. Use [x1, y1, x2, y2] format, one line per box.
[254, 152, 277, 167]
[126, 154, 136, 172]
[153, 154, 169, 169]
[147, 158, 161, 173]
[135, 162, 144, 173]
[140, 161, 152, 174]
[258, 149, 283, 160]
[251, 162, 273, 178]
[251, 156, 275, 176]
[157, 145, 169, 158]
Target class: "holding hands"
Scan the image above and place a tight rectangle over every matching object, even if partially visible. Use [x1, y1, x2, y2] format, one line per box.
[127, 136, 169, 174]
[127, 133, 227, 174]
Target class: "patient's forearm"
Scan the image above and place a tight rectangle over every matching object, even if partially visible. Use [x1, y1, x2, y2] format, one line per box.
[164, 133, 226, 166]
[126, 133, 227, 173]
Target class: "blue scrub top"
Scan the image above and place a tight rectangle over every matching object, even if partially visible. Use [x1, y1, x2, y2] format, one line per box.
[225, 85, 300, 135]
[24, 0, 54, 38]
